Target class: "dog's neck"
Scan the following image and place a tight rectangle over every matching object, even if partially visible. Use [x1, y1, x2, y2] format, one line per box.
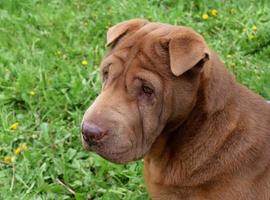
[144, 52, 242, 187]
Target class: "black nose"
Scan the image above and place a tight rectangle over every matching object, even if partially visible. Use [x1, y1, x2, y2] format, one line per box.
[81, 122, 107, 142]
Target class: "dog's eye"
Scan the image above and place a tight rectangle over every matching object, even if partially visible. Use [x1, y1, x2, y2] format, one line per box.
[102, 63, 111, 82]
[103, 70, 109, 80]
[142, 85, 154, 96]
[102, 69, 109, 82]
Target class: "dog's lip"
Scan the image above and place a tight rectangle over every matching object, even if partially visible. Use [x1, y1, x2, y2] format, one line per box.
[81, 132, 109, 146]
[82, 136, 131, 155]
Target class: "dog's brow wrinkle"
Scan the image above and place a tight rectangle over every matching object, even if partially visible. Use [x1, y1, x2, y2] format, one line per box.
[139, 52, 170, 80]
[113, 53, 125, 64]
[139, 50, 157, 69]
[111, 30, 129, 49]
[111, 25, 166, 82]
[131, 25, 160, 44]
[114, 25, 158, 50]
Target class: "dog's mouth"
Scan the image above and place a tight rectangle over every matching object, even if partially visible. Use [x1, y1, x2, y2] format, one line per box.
[81, 134, 134, 164]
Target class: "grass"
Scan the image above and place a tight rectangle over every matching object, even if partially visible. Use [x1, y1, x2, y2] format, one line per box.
[0, 0, 269, 199]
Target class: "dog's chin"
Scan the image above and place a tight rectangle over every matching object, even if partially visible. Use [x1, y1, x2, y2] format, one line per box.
[82, 137, 138, 164]
[94, 147, 136, 164]
[97, 151, 133, 164]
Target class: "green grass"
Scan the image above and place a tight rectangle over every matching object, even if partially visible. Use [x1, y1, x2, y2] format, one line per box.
[0, 0, 269, 199]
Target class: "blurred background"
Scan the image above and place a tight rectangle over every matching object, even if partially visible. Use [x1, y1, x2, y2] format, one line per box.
[0, 0, 269, 199]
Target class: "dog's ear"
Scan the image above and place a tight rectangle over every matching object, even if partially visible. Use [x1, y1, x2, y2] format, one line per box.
[106, 19, 148, 47]
[168, 29, 210, 76]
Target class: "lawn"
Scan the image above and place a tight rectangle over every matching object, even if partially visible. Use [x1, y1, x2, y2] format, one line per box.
[0, 0, 269, 199]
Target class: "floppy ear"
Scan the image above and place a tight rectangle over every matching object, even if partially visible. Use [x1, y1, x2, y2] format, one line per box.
[168, 31, 210, 76]
[106, 19, 148, 47]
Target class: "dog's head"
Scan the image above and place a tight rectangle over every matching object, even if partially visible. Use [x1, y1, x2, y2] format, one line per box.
[81, 19, 210, 163]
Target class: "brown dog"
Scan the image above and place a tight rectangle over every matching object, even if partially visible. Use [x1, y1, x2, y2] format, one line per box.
[81, 19, 270, 199]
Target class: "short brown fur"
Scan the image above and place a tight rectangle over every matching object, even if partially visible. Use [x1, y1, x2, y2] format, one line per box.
[82, 19, 270, 200]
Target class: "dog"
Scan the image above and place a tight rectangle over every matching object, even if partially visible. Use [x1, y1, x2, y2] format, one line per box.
[81, 19, 270, 199]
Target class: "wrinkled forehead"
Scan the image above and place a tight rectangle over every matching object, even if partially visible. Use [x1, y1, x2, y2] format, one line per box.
[102, 23, 176, 71]
[113, 23, 174, 49]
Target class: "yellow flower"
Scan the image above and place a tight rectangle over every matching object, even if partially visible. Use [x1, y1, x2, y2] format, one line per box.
[242, 27, 247, 32]
[14, 147, 22, 155]
[211, 9, 218, 17]
[3, 156, 14, 164]
[10, 122, 19, 130]
[202, 14, 209, 20]
[29, 91, 36, 96]
[252, 25, 257, 32]
[81, 60, 88, 65]
[14, 143, 28, 155]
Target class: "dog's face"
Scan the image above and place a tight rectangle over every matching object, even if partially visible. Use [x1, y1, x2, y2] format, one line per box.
[81, 19, 210, 164]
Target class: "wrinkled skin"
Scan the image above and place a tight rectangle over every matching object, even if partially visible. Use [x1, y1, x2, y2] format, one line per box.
[81, 21, 203, 163]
